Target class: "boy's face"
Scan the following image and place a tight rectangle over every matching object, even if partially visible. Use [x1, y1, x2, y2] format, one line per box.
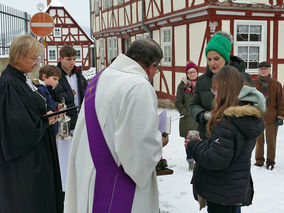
[258, 67, 271, 77]
[60, 56, 76, 73]
[43, 75, 60, 89]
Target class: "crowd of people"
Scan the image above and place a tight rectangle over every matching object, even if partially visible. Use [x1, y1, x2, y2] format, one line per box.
[0, 31, 283, 213]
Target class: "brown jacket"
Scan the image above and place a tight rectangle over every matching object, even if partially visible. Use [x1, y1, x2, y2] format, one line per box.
[254, 78, 284, 124]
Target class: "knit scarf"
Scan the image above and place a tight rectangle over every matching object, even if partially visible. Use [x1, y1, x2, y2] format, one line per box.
[184, 79, 197, 95]
[257, 74, 271, 100]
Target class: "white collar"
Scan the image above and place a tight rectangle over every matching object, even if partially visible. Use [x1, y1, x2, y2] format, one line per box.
[108, 54, 149, 80]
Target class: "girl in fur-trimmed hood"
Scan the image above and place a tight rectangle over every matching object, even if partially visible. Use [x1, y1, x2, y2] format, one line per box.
[186, 66, 265, 213]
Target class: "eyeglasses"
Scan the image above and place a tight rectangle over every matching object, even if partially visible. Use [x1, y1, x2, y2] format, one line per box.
[30, 56, 42, 65]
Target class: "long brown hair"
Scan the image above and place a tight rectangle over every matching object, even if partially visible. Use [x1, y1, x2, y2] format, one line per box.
[206, 65, 248, 136]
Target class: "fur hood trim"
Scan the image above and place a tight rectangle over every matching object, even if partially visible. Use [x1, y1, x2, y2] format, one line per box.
[224, 104, 263, 118]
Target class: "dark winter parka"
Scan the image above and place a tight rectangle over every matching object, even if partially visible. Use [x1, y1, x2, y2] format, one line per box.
[175, 77, 198, 137]
[53, 63, 87, 130]
[188, 105, 264, 206]
[189, 55, 254, 139]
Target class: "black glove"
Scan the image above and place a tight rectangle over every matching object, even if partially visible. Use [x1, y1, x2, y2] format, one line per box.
[197, 111, 206, 124]
[276, 118, 283, 126]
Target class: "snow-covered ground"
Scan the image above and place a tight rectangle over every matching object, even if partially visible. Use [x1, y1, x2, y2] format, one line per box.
[158, 109, 284, 213]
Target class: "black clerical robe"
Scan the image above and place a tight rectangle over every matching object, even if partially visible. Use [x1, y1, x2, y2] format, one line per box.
[0, 65, 63, 213]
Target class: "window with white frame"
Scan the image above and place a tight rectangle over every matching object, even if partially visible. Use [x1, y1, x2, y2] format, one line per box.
[234, 20, 267, 73]
[100, 39, 105, 62]
[48, 49, 57, 61]
[161, 27, 172, 66]
[54, 28, 61, 37]
[74, 48, 82, 60]
[107, 37, 117, 63]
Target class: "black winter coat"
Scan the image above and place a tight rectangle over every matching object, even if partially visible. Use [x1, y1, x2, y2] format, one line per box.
[188, 105, 264, 206]
[189, 55, 254, 139]
[53, 63, 87, 130]
[0, 65, 63, 213]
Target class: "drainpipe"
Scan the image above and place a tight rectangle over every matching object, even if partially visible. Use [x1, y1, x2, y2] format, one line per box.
[141, 0, 151, 38]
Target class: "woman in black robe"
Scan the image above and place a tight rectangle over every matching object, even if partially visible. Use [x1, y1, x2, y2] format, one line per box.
[0, 35, 63, 213]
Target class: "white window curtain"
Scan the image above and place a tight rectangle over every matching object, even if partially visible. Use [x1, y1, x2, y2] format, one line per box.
[161, 27, 172, 66]
[234, 20, 266, 72]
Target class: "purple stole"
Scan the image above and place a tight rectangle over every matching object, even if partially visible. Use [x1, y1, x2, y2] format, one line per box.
[84, 70, 136, 213]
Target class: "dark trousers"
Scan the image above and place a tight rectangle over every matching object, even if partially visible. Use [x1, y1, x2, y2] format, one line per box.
[255, 124, 278, 164]
[207, 201, 237, 213]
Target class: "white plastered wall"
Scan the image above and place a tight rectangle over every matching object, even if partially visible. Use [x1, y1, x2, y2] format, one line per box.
[278, 21, 284, 59]
[163, 0, 171, 14]
[189, 21, 207, 67]
[118, 38, 122, 54]
[137, 1, 141, 22]
[277, 21, 284, 84]
[161, 71, 172, 95]
[175, 72, 185, 96]
[119, 8, 124, 26]
[145, 0, 152, 19]
[278, 64, 284, 85]
[152, 29, 161, 91]
[194, 0, 205, 5]
[174, 25, 186, 66]
[173, 0, 185, 11]
[132, 2, 137, 24]
[221, 20, 230, 35]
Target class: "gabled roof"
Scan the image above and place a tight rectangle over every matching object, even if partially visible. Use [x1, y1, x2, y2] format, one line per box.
[44, 0, 64, 12]
[45, 0, 93, 43]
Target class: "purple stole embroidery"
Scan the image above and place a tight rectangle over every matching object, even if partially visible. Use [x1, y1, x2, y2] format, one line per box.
[84, 70, 136, 213]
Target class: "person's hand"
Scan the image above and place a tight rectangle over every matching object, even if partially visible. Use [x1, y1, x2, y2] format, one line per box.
[204, 111, 211, 121]
[276, 118, 283, 126]
[162, 132, 169, 147]
[184, 137, 190, 148]
[197, 111, 211, 124]
[47, 111, 58, 125]
[57, 103, 66, 117]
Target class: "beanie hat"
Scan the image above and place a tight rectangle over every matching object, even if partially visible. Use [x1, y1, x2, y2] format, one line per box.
[257, 61, 271, 68]
[205, 34, 231, 63]
[185, 62, 199, 74]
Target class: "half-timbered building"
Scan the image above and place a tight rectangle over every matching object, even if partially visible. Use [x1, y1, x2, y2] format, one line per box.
[44, 0, 93, 70]
[90, 0, 284, 101]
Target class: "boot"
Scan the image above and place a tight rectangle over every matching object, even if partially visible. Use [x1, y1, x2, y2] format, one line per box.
[254, 157, 265, 167]
[266, 159, 275, 170]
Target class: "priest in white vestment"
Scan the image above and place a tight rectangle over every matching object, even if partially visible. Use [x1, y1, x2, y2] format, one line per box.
[64, 39, 165, 213]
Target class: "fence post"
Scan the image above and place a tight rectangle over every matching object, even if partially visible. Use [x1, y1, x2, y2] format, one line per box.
[24, 12, 28, 34]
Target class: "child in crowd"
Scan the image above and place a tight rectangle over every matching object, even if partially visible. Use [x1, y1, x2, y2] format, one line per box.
[37, 65, 62, 135]
[186, 66, 265, 213]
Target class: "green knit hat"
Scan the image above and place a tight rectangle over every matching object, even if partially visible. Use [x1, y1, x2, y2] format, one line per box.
[205, 34, 231, 63]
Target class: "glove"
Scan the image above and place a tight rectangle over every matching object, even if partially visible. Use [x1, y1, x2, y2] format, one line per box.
[276, 118, 283, 126]
[197, 111, 211, 124]
[197, 111, 206, 124]
[204, 112, 211, 121]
